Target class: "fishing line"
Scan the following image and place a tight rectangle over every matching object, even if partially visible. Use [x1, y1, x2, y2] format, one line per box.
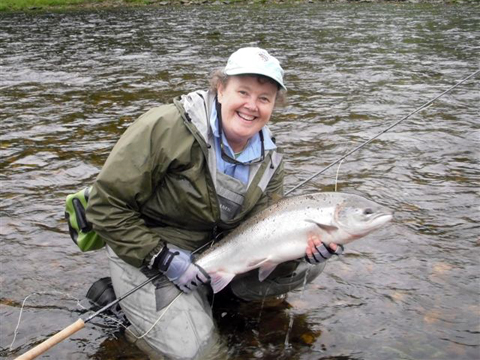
[133, 239, 223, 339]
[10, 290, 140, 351]
[334, 159, 345, 192]
[9, 291, 87, 351]
[103, 245, 208, 340]
[285, 69, 480, 196]
[129, 293, 183, 340]
[128, 234, 222, 340]
[12, 247, 207, 350]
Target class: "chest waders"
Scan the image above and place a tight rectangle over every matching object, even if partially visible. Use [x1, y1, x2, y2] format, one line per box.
[216, 171, 246, 221]
[204, 120, 282, 222]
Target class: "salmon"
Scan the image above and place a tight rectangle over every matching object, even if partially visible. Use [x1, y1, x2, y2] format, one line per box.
[196, 192, 393, 293]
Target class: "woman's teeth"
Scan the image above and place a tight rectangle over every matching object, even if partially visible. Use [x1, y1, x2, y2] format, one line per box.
[237, 112, 255, 121]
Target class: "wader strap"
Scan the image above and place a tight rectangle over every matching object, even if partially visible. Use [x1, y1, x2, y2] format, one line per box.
[257, 151, 283, 192]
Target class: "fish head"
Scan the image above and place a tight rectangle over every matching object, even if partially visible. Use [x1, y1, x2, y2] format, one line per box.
[334, 195, 393, 240]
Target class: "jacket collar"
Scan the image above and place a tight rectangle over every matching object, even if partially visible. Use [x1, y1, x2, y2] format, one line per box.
[177, 90, 215, 143]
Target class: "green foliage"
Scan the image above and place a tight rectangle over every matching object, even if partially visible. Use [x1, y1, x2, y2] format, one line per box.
[0, 0, 112, 11]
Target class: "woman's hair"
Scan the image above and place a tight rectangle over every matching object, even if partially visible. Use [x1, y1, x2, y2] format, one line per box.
[209, 68, 287, 106]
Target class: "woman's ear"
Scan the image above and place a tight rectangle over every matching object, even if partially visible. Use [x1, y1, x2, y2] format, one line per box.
[217, 83, 224, 103]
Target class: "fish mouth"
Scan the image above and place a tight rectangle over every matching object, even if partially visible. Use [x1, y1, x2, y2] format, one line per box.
[370, 212, 393, 227]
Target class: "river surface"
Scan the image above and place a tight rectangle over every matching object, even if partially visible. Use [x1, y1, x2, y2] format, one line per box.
[1, 3, 479, 360]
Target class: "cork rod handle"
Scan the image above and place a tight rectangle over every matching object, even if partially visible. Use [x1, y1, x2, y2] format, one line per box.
[15, 319, 85, 360]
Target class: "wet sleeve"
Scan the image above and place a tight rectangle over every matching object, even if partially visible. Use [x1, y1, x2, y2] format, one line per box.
[86, 106, 181, 268]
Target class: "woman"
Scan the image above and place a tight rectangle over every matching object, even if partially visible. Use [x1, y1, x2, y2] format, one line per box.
[86, 47, 341, 359]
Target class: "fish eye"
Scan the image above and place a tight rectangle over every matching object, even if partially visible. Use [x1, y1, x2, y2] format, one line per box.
[364, 208, 373, 215]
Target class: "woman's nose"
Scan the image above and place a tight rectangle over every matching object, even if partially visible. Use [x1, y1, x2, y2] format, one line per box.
[244, 97, 258, 112]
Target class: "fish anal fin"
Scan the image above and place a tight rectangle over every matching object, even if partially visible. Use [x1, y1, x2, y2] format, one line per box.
[209, 271, 236, 294]
[258, 262, 278, 282]
[306, 219, 338, 233]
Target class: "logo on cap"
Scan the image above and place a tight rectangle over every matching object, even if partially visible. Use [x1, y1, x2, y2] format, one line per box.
[258, 52, 269, 62]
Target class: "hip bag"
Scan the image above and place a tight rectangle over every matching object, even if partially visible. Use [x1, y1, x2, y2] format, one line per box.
[65, 187, 105, 251]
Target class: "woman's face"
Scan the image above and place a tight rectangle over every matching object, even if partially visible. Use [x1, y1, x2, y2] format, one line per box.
[217, 75, 277, 152]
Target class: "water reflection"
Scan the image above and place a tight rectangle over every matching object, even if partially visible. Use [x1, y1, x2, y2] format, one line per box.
[1, 3, 479, 360]
[213, 295, 323, 360]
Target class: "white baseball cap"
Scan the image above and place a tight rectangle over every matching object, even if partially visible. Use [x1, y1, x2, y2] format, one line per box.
[224, 47, 286, 91]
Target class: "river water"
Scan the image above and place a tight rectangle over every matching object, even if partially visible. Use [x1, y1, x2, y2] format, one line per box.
[1, 3, 479, 360]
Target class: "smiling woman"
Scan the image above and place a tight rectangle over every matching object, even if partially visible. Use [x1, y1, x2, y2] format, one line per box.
[82, 46, 342, 359]
[1, 3, 478, 359]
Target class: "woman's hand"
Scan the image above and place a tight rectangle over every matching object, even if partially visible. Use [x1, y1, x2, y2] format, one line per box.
[152, 246, 210, 293]
[305, 234, 344, 264]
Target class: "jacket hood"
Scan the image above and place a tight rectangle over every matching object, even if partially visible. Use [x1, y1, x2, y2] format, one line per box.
[177, 90, 216, 143]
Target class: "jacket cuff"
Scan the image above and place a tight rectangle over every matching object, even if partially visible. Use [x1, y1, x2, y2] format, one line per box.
[144, 242, 165, 269]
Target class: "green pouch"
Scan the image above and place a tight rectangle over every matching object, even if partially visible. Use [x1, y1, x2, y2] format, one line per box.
[65, 187, 105, 251]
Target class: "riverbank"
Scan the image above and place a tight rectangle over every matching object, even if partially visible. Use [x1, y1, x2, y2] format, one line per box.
[2, 0, 142, 11]
[0, 0, 476, 12]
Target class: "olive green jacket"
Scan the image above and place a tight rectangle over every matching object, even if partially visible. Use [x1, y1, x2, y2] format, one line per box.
[86, 90, 284, 268]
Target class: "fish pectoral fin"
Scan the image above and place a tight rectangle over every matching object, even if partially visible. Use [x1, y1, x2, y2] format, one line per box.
[305, 219, 339, 233]
[209, 271, 236, 294]
[248, 258, 278, 281]
[258, 262, 278, 282]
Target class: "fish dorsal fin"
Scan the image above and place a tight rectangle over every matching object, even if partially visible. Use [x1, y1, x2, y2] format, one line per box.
[209, 271, 236, 293]
[305, 219, 339, 233]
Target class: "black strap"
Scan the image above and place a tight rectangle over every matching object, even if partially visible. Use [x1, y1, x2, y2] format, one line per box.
[152, 246, 178, 272]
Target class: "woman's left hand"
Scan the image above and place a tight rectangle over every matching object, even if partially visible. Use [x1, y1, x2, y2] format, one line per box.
[305, 234, 344, 264]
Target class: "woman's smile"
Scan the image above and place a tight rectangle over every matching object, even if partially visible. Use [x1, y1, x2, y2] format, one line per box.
[237, 111, 256, 121]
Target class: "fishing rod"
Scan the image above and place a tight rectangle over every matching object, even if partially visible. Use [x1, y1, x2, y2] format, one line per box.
[14, 272, 163, 360]
[285, 68, 480, 196]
